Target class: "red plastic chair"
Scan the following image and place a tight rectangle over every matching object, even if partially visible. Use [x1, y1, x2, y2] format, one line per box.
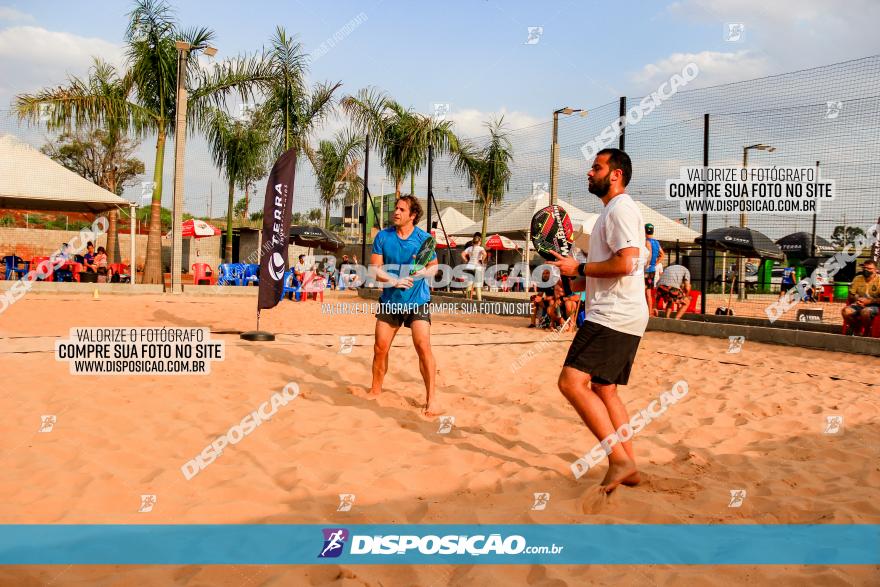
[817, 284, 834, 303]
[30, 256, 53, 281]
[872, 315, 880, 338]
[191, 263, 214, 285]
[109, 263, 130, 279]
[685, 290, 702, 314]
[67, 262, 82, 282]
[299, 271, 325, 302]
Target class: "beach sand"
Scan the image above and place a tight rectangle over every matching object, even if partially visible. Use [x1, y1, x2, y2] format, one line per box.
[0, 289, 878, 585]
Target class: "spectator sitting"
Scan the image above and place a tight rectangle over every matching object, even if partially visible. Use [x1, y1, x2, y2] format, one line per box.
[656, 263, 691, 319]
[841, 260, 880, 335]
[549, 280, 579, 332]
[294, 254, 308, 282]
[94, 246, 109, 281]
[51, 243, 73, 282]
[83, 242, 97, 272]
[529, 269, 556, 329]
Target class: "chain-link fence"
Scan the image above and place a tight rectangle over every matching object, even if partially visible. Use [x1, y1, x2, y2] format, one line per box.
[2, 55, 878, 326]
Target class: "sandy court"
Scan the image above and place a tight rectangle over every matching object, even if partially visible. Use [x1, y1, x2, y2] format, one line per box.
[0, 289, 878, 585]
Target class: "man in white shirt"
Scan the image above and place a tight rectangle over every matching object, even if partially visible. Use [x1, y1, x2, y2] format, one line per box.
[550, 148, 649, 493]
[461, 233, 487, 301]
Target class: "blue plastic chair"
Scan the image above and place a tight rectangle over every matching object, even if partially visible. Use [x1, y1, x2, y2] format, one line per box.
[243, 263, 260, 286]
[217, 263, 245, 286]
[4, 255, 29, 280]
[280, 270, 301, 301]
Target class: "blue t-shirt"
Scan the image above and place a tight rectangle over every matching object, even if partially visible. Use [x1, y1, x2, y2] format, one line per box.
[646, 238, 661, 273]
[372, 226, 436, 306]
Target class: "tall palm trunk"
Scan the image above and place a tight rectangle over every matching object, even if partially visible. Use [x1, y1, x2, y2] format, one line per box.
[324, 201, 331, 230]
[480, 196, 489, 244]
[395, 177, 402, 197]
[410, 172, 415, 196]
[225, 178, 234, 262]
[106, 210, 119, 264]
[142, 127, 167, 285]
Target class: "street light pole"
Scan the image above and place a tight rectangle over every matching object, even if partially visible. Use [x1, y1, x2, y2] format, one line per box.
[738, 143, 776, 300]
[549, 107, 585, 206]
[171, 41, 216, 294]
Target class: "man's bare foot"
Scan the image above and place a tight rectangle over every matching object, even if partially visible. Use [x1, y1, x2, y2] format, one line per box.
[367, 387, 382, 397]
[423, 403, 445, 417]
[601, 459, 640, 493]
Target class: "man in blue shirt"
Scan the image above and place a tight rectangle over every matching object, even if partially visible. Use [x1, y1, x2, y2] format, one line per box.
[643, 224, 664, 317]
[369, 195, 441, 416]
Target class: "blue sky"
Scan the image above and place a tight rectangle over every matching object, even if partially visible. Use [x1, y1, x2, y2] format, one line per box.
[1, 0, 878, 230]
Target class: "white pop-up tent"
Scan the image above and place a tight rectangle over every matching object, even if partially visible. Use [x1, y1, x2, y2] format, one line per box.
[452, 193, 599, 240]
[0, 134, 138, 285]
[418, 206, 475, 237]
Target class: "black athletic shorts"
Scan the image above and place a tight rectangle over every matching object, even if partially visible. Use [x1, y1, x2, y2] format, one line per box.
[563, 320, 642, 385]
[376, 302, 431, 328]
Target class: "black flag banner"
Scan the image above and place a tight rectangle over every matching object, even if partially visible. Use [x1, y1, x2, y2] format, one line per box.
[257, 149, 298, 310]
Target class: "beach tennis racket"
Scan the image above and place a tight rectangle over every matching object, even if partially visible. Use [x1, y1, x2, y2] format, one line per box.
[409, 235, 436, 275]
[531, 204, 575, 295]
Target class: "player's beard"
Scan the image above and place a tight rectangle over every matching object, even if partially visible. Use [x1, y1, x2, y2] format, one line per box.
[588, 174, 610, 198]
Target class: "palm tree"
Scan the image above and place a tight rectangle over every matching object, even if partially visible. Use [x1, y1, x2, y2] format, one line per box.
[308, 129, 365, 230]
[260, 26, 341, 154]
[453, 117, 513, 242]
[17, 0, 267, 284]
[344, 89, 459, 198]
[16, 59, 137, 264]
[203, 107, 271, 262]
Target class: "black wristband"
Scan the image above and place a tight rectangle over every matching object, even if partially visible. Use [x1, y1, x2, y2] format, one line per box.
[578, 263, 587, 277]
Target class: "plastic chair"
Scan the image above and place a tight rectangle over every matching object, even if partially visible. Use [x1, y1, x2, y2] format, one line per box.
[685, 290, 702, 314]
[109, 263, 131, 283]
[191, 263, 214, 285]
[216, 263, 244, 286]
[3, 255, 29, 280]
[280, 270, 301, 301]
[243, 263, 260, 286]
[300, 271, 325, 302]
[31, 256, 53, 281]
[817, 284, 834, 303]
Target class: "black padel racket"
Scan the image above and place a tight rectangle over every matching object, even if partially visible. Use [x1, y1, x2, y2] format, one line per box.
[410, 235, 436, 275]
[531, 204, 575, 295]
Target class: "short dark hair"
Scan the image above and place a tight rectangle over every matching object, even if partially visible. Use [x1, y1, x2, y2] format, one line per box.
[472, 232, 482, 242]
[596, 148, 632, 187]
[397, 195, 423, 225]
[298, 254, 305, 260]
[87, 241, 94, 247]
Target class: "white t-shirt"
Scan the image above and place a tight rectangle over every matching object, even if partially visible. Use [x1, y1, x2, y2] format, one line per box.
[463, 245, 486, 270]
[584, 193, 650, 337]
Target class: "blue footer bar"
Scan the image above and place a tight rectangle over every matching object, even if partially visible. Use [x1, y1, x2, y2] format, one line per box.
[1, 524, 877, 565]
